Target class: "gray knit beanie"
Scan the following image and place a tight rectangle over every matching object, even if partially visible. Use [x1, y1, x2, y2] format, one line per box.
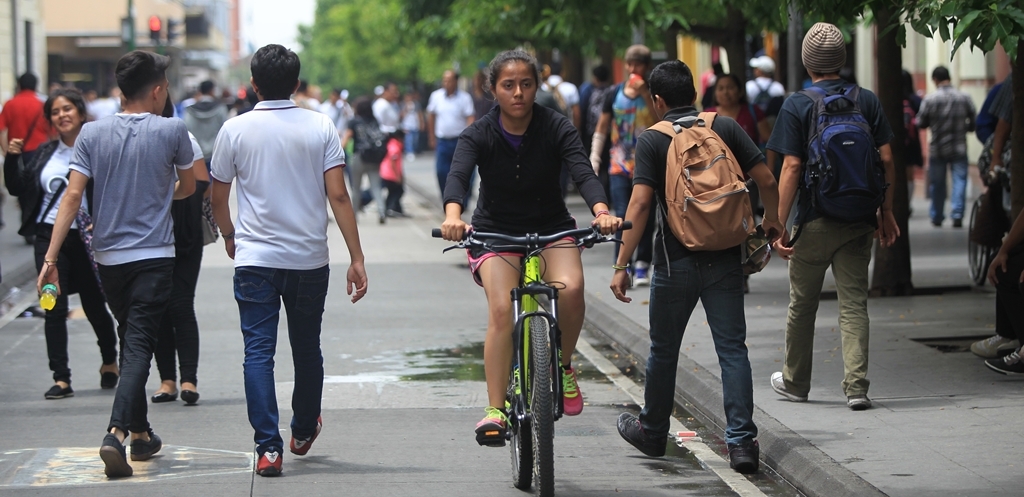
[801, 22, 847, 74]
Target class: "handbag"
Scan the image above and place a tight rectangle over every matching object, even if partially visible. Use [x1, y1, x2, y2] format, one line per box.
[201, 196, 219, 245]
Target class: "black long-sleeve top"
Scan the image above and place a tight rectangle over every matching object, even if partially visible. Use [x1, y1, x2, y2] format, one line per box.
[443, 104, 608, 235]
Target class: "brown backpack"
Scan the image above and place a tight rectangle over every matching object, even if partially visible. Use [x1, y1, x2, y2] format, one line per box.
[649, 112, 755, 251]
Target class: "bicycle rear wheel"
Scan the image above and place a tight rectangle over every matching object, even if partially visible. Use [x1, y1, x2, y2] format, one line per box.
[529, 317, 555, 497]
[509, 366, 533, 490]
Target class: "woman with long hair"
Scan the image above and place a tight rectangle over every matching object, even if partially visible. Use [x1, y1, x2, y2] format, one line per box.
[3, 88, 118, 399]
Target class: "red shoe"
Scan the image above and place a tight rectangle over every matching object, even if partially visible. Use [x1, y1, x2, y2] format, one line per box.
[256, 450, 282, 477]
[290, 416, 322, 456]
[562, 367, 584, 416]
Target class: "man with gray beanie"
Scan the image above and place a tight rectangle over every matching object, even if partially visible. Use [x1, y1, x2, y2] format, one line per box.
[766, 22, 899, 411]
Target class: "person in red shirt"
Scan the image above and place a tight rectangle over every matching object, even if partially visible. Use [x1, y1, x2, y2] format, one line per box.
[1, 73, 50, 243]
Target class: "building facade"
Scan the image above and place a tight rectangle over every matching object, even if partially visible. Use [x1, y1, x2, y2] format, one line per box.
[0, 0, 47, 102]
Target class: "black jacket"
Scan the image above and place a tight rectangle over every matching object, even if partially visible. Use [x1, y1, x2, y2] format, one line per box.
[443, 104, 607, 235]
[4, 140, 95, 237]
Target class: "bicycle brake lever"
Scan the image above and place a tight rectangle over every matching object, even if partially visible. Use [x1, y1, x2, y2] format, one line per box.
[442, 244, 464, 253]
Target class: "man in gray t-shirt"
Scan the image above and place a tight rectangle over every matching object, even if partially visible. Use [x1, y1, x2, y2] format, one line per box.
[37, 50, 196, 479]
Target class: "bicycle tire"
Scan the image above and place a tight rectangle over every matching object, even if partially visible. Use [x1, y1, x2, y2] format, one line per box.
[968, 198, 995, 286]
[529, 317, 555, 497]
[509, 367, 533, 490]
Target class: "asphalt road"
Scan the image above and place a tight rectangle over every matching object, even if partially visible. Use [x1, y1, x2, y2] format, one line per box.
[0, 188, 801, 496]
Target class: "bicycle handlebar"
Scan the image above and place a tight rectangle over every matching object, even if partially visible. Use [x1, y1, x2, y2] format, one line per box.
[431, 222, 631, 243]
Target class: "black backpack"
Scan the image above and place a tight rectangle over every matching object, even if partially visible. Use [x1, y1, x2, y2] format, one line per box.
[789, 85, 886, 246]
[355, 119, 388, 165]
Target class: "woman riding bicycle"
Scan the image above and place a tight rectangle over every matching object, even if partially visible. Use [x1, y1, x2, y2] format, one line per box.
[439, 50, 621, 442]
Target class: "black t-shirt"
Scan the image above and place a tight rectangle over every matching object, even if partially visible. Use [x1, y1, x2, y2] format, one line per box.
[443, 104, 608, 235]
[634, 107, 765, 264]
[766, 79, 894, 225]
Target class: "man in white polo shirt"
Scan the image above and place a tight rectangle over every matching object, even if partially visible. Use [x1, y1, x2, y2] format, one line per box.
[427, 70, 475, 207]
[210, 44, 368, 478]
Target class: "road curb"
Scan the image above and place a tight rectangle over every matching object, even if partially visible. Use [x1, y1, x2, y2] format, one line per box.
[582, 293, 889, 497]
[0, 256, 37, 305]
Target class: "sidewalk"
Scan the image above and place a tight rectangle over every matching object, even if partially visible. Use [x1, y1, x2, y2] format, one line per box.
[403, 153, 1019, 497]
[0, 193, 38, 307]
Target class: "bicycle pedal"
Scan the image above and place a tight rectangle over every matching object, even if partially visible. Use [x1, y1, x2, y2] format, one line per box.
[475, 427, 507, 447]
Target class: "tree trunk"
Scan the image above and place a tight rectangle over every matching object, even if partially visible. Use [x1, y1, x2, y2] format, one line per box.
[1011, 40, 1024, 221]
[720, 29, 747, 76]
[870, 6, 913, 296]
[664, 26, 679, 62]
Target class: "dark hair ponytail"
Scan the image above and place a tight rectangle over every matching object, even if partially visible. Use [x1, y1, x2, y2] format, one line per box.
[487, 50, 540, 89]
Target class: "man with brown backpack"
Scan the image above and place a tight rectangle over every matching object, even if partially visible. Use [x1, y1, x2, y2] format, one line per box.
[610, 60, 782, 474]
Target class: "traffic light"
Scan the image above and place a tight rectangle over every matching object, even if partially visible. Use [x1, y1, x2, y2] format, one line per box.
[149, 15, 162, 45]
[166, 18, 179, 44]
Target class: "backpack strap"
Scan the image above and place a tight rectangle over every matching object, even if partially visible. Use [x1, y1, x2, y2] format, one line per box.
[697, 112, 716, 130]
[648, 120, 676, 138]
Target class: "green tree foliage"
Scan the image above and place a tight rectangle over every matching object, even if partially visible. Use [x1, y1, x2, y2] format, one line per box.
[909, 0, 1024, 217]
[299, 0, 449, 95]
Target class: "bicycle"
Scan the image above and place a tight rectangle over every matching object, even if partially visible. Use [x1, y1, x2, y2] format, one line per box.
[432, 223, 630, 496]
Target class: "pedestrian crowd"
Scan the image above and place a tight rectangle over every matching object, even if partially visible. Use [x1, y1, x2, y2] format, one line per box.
[0, 18, 1018, 482]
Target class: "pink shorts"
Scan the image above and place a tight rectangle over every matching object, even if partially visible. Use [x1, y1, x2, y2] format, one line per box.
[466, 237, 581, 287]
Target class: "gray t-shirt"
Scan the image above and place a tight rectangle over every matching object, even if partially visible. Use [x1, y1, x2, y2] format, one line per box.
[70, 113, 193, 265]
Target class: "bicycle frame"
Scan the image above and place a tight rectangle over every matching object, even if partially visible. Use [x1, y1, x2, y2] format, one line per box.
[509, 253, 564, 427]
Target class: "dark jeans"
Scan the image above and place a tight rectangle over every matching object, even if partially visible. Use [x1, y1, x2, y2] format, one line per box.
[996, 248, 1024, 343]
[100, 258, 175, 434]
[435, 138, 474, 209]
[609, 174, 653, 263]
[234, 265, 329, 455]
[640, 249, 757, 446]
[154, 243, 204, 385]
[34, 224, 117, 383]
[383, 179, 404, 213]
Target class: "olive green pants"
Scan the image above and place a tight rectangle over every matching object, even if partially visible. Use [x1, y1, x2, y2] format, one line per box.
[782, 217, 875, 398]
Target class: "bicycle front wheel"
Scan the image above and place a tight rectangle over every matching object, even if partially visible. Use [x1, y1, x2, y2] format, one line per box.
[509, 366, 533, 490]
[529, 316, 555, 497]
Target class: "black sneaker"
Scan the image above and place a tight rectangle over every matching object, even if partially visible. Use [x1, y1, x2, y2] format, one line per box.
[986, 351, 1024, 375]
[728, 440, 760, 474]
[130, 430, 162, 461]
[99, 434, 133, 477]
[616, 412, 665, 457]
[952, 218, 963, 228]
[44, 384, 74, 399]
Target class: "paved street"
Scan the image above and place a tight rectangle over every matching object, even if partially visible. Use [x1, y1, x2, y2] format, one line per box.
[0, 155, 1020, 496]
[0, 179, 800, 496]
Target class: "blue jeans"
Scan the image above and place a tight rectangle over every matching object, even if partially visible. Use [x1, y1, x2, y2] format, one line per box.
[404, 130, 419, 155]
[609, 173, 653, 263]
[928, 154, 968, 223]
[640, 249, 757, 446]
[234, 265, 330, 455]
[435, 137, 474, 209]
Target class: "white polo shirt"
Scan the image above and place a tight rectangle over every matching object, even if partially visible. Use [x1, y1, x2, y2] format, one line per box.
[210, 100, 345, 270]
[427, 89, 474, 139]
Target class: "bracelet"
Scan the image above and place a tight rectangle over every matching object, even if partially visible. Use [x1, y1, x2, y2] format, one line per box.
[612, 264, 630, 271]
[43, 260, 58, 266]
[595, 210, 610, 217]
[222, 231, 235, 240]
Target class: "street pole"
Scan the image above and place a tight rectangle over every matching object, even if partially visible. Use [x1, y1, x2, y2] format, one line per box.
[127, 0, 136, 51]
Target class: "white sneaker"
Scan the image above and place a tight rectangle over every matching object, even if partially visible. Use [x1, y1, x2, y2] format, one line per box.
[970, 335, 1020, 359]
[770, 372, 807, 402]
[405, 153, 416, 162]
[634, 261, 650, 286]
